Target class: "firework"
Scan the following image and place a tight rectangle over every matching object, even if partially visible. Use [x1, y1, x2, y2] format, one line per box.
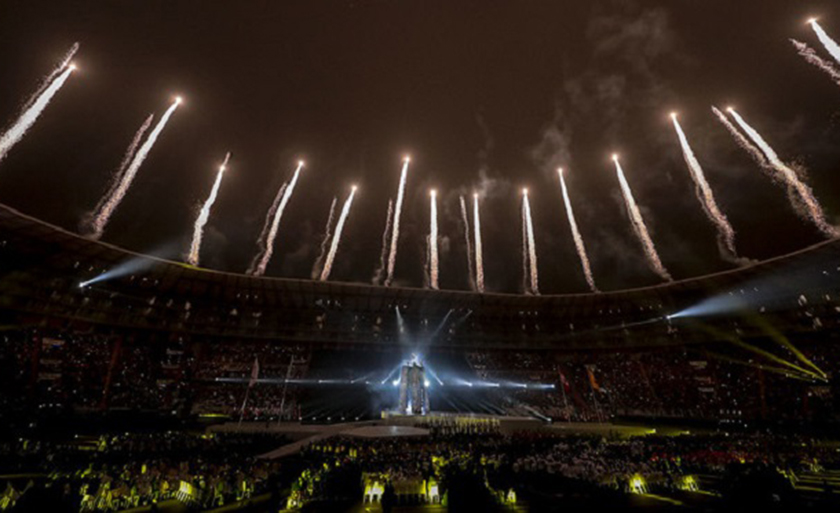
[429, 189, 439, 290]
[521, 189, 539, 294]
[385, 157, 410, 286]
[613, 155, 672, 281]
[86, 98, 181, 239]
[22, 43, 79, 113]
[557, 168, 598, 292]
[0, 64, 76, 164]
[256, 182, 287, 251]
[791, 39, 840, 86]
[311, 197, 338, 279]
[727, 107, 838, 238]
[373, 199, 394, 285]
[473, 193, 485, 292]
[320, 186, 357, 281]
[248, 161, 305, 276]
[459, 195, 475, 291]
[809, 19, 840, 65]
[671, 114, 743, 263]
[711, 106, 770, 171]
[84, 114, 154, 233]
[187, 152, 231, 266]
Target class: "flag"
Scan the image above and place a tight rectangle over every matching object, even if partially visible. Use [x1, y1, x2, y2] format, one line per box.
[559, 370, 571, 392]
[249, 357, 260, 387]
[586, 366, 600, 392]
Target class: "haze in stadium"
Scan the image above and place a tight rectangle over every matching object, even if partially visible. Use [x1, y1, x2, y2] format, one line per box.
[1, 1, 840, 511]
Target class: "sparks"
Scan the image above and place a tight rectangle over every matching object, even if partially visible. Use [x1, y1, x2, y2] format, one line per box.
[21, 43, 79, 114]
[809, 19, 840, 65]
[311, 196, 338, 279]
[83, 114, 154, 234]
[521, 189, 539, 295]
[459, 195, 475, 291]
[385, 158, 410, 286]
[727, 107, 838, 238]
[429, 189, 439, 290]
[613, 157, 672, 281]
[557, 168, 598, 292]
[248, 161, 304, 276]
[372, 199, 394, 285]
[320, 186, 357, 281]
[671, 115, 743, 263]
[86, 99, 181, 239]
[187, 152, 231, 266]
[82, 114, 155, 234]
[711, 106, 770, 172]
[473, 193, 485, 293]
[0, 62, 75, 165]
[790, 39, 840, 87]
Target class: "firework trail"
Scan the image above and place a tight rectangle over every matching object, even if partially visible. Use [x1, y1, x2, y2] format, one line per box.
[809, 19, 840, 65]
[429, 190, 439, 290]
[473, 193, 485, 292]
[23, 43, 79, 113]
[613, 156, 672, 281]
[521, 189, 539, 295]
[84, 114, 154, 232]
[373, 199, 394, 285]
[385, 157, 410, 286]
[311, 196, 338, 279]
[671, 114, 743, 263]
[249, 161, 304, 276]
[86, 98, 181, 239]
[791, 39, 840, 86]
[727, 107, 838, 238]
[187, 152, 231, 266]
[0, 65, 76, 165]
[711, 106, 770, 171]
[256, 182, 287, 251]
[557, 169, 598, 292]
[459, 195, 475, 291]
[521, 201, 528, 293]
[320, 186, 357, 281]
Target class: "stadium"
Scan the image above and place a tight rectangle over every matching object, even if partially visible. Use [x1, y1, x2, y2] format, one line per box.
[3, 2, 840, 512]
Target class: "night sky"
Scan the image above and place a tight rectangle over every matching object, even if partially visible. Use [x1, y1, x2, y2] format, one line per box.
[2, 0, 840, 294]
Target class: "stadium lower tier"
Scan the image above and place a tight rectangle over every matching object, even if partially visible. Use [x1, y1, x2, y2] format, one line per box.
[1, 327, 837, 426]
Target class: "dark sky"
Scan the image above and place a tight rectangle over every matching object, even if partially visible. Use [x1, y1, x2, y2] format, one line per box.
[2, 0, 840, 294]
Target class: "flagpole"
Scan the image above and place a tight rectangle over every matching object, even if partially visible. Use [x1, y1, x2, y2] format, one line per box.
[238, 385, 251, 427]
[239, 357, 260, 427]
[277, 357, 296, 426]
[558, 371, 569, 420]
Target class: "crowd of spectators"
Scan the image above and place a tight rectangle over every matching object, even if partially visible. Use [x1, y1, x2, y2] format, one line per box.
[288, 427, 840, 508]
[466, 343, 838, 424]
[0, 431, 289, 511]
[1, 327, 837, 429]
[1, 418, 840, 510]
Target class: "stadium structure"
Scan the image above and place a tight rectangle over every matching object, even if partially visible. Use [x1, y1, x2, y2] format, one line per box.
[3, 202, 840, 349]
[1, 202, 838, 424]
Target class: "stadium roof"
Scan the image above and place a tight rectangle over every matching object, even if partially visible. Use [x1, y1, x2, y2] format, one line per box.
[2, 203, 839, 350]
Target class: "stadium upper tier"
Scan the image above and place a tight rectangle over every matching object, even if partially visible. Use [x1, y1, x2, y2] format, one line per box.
[1, 203, 839, 350]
